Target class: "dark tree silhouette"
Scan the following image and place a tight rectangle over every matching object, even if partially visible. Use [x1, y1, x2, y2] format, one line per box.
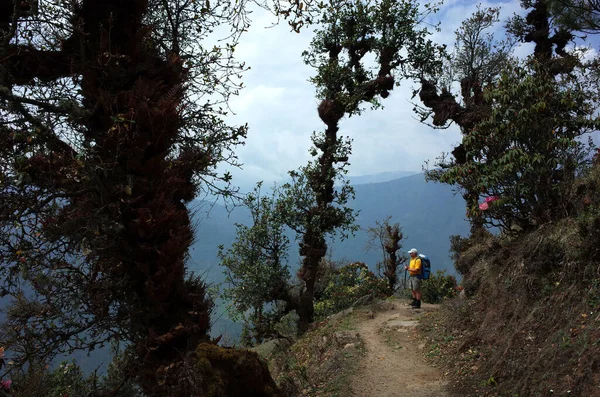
[296, 0, 442, 331]
[418, 0, 598, 234]
[0, 0, 294, 395]
[366, 217, 406, 293]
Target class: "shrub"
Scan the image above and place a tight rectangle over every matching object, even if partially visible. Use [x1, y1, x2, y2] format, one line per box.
[7, 353, 141, 397]
[314, 262, 387, 320]
[575, 164, 600, 261]
[9, 360, 92, 397]
[421, 270, 458, 304]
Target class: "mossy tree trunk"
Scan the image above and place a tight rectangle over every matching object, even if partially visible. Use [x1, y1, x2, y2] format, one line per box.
[0, 0, 281, 394]
[296, 0, 442, 332]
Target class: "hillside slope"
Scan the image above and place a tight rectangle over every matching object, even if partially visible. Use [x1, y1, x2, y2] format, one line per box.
[418, 221, 600, 397]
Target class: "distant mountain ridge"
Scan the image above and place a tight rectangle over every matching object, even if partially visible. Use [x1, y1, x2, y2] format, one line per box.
[345, 170, 418, 185]
[188, 172, 469, 284]
[331, 173, 468, 274]
[231, 170, 419, 197]
[193, 172, 472, 342]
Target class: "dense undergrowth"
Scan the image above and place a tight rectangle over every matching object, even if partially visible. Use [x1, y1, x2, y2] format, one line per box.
[418, 166, 600, 397]
[256, 306, 378, 397]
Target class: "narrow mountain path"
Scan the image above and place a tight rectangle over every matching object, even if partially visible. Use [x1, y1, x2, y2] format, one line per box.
[350, 301, 450, 397]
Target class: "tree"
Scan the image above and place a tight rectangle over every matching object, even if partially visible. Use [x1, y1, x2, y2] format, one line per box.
[218, 183, 296, 345]
[278, 154, 358, 332]
[219, 164, 357, 342]
[0, 0, 306, 395]
[421, 0, 600, 234]
[457, 62, 598, 232]
[547, 0, 600, 34]
[313, 262, 387, 319]
[365, 216, 406, 293]
[294, 0, 442, 332]
[417, 6, 515, 233]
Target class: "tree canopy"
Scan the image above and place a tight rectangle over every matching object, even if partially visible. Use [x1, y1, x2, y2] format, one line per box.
[420, 0, 600, 234]
[294, 0, 442, 331]
[0, 0, 302, 394]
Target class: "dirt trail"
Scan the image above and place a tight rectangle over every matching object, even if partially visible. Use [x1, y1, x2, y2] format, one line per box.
[350, 301, 449, 397]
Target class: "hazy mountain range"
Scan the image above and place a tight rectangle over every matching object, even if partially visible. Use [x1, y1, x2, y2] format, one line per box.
[345, 170, 419, 185]
[191, 172, 470, 340]
[189, 172, 469, 284]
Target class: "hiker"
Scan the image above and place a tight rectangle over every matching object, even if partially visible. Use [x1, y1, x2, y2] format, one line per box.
[405, 248, 422, 309]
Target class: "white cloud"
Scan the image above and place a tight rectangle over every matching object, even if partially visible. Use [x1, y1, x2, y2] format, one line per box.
[231, 85, 286, 113]
[221, 0, 524, 189]
[338, 81, 462, 176]
[572, 45, 599, 63]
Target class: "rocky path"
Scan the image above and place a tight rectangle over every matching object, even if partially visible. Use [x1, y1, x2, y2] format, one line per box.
[350, 301, 449, 397]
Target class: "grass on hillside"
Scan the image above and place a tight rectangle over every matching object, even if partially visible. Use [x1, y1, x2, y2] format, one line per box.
[416, 223, 600, 397]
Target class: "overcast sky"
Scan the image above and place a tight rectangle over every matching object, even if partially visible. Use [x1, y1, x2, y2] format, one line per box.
[220, 0, 533, 189]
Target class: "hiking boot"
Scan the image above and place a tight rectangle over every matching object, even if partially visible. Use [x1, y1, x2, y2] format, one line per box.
[409, 298, 417, 306]
[412, 300, 421, 309]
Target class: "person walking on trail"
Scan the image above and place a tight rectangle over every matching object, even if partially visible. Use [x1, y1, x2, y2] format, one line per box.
[405, 248, 422, 309]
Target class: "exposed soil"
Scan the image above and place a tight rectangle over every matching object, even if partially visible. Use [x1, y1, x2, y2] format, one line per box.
[350, 301, 450, 397]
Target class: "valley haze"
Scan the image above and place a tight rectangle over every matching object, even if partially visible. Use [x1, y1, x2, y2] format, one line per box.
[190, 172, 470, 339]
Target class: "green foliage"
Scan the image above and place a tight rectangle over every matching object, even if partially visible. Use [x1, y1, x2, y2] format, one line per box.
[481, 64, 595, 230]
[314, 262, 387, 319]
[416, 5, 512, 127]
[238, 305, 290, 347]
[273, 311, 300, 340]
[8, 358, 141, 397]
[428, 62, 599, 234]
[99, 344, 143, 397]
[277, 154, 359, 332]
[450, 6, 514, 85]
[547, 0, 600, 34]
[417, 6, 517, 231]
[424, 2, 600, 236]
[218, 163, 360, 337]
[9, 361, 86, 397]
[219, 183, 292, 319]
[277, 160, 359, 243]
[420, 270, 458, 304]
[219, 183, 294, 344]
[304, 0, 443, 112]
[219, 164, 361, 341]
[45, 361, 92, 397]
[292, 0, 442, 333]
